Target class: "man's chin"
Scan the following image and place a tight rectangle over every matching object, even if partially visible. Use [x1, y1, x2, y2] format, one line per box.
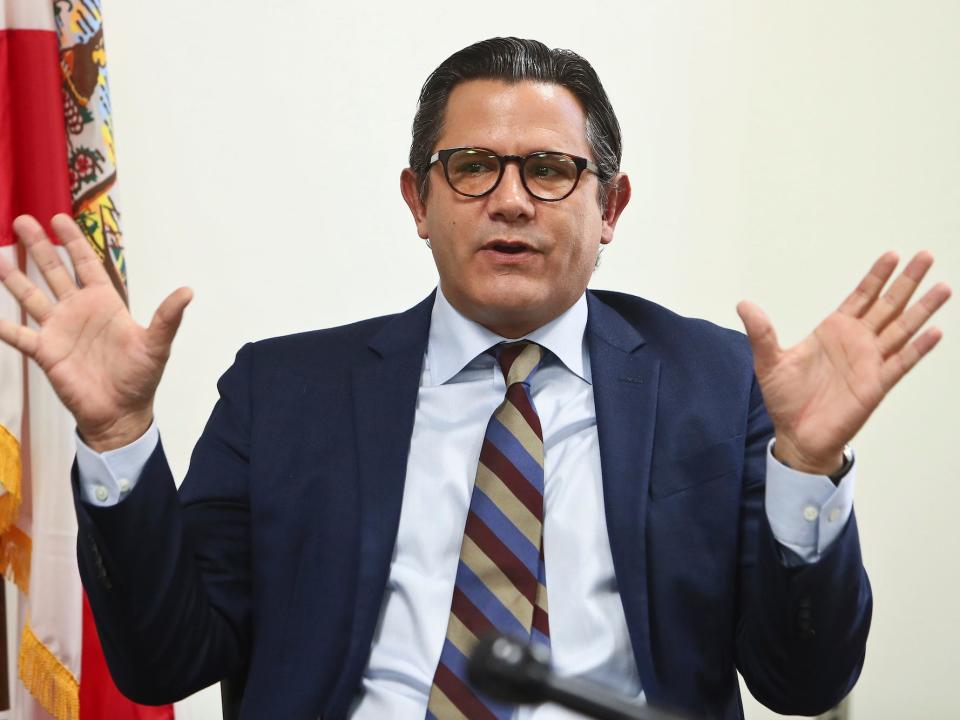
[461, 288, 560, 337]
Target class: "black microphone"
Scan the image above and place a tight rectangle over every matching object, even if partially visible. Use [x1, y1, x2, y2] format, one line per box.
[467, 634, 697, 720]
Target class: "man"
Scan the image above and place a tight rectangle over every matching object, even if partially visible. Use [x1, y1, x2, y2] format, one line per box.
[0, 38, 951, 720]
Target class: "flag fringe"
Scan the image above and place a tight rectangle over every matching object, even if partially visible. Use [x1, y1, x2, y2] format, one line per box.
[0, 525, 31, 594]
[0, 423, 23, 535]
[19, 621, 79, 720]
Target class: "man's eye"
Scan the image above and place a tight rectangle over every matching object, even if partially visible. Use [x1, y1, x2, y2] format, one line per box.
[456, 162, 491, 174]
[531, 165, 558, 178]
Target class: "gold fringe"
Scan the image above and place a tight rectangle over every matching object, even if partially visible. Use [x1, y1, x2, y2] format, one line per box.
[19, 621, 79, 720]
[0, 423, 23, 535]
[0, 525, 31, 594]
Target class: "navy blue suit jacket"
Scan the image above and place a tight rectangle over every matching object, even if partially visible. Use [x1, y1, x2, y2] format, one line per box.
[74, 290, 871, 719]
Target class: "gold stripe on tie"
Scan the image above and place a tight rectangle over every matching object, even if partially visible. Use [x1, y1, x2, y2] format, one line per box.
[536, 582, 549, 614]
[505, 343, 542, 386]
[496, 400, 544, 467]
[446, 613, 479, 659]
[429, 686, 472, 720]
[460, 535, 533, 627]
[475, 462, 542, 546]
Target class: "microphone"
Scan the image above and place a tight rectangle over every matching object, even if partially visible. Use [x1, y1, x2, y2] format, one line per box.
[467, 634, 697, 720]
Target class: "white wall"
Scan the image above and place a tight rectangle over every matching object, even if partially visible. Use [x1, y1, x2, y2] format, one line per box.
[100, 1, 959, 717]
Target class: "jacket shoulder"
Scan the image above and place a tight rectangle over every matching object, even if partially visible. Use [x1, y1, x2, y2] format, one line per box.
[235, 292, 435, 378]
[589, 289, 752, 367]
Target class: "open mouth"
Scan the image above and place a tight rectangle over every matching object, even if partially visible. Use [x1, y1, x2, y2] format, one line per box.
[483, 240, 535, 255]
[492, 243, 527, 254]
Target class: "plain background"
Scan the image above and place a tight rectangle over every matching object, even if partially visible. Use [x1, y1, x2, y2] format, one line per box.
[86, 1, 960, 717]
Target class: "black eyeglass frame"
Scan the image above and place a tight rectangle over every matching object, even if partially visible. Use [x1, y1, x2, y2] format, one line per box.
[428, 147, 600, 202]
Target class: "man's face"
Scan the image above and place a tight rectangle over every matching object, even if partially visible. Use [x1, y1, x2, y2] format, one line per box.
[401, 79, 630, 338]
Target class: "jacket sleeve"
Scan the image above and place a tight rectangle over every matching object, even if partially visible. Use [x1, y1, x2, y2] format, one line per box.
[734, 375, 872, 716]
[74, 343, 256, 705]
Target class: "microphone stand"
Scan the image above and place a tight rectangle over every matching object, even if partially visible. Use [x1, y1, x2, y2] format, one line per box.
[468, 634, 697, 720]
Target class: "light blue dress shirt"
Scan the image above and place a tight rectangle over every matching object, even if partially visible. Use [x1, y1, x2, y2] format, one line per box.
[76, 289, 855, 719]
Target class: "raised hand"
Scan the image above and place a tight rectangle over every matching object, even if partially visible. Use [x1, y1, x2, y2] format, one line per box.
[0, 214, 192, 451]
[737, 252, 951, 475]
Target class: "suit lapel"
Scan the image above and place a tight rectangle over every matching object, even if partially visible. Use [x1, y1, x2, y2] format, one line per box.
[586, 291, 663, 700]
[327, 292, 435, 715]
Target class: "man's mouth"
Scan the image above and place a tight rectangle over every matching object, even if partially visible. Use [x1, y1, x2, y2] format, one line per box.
[481, 240, 536, 255]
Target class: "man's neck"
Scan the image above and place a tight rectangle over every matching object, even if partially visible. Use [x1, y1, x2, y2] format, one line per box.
[441, 290, 582, 339]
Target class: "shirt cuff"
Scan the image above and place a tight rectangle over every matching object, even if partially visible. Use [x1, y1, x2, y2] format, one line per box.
[764, 438, 856, 564]
[75, 420, 159, 507]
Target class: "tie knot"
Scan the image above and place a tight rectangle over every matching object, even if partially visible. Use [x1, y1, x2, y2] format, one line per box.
[493, 341, 543, 387]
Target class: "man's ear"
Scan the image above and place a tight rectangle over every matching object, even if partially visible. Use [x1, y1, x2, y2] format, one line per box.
[400, 168, 430, 240]
[600, 173, 632, 246]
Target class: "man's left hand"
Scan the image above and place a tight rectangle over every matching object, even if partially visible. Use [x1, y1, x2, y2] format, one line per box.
[737, 251, 951, 475]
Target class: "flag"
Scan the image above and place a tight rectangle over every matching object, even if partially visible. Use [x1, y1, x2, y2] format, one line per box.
[1, 1, 172, 717]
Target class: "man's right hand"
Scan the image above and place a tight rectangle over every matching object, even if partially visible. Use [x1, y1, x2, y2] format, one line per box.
[0, 214, 192, 452]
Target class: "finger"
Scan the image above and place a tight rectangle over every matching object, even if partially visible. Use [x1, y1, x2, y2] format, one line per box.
[862, 251, 935, 333]
[880, 326, 943, 393]
[13, 215, 79, 300]
[736, 300, 781, 375]
[145, 287, 194, 355]
[837, 252, 899, 317]
[0, 247, 14, 279]
[0, 317, 39, 356]
[0, 255, 54, 322]
[50, 213, 111, 288]
[876, 282, 952, 358]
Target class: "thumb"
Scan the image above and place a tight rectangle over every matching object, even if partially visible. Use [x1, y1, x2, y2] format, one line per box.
[146, 287, 193, 354]
[736, 300, 781, 375]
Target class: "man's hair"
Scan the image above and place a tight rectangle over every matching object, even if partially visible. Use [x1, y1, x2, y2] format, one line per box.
[409, 37, 622, 208]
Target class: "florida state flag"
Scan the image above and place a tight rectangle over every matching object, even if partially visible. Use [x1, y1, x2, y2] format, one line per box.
[1, 1, 171, 718]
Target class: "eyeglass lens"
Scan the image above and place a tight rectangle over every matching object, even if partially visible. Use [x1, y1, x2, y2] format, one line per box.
[446, 149, 580, 200]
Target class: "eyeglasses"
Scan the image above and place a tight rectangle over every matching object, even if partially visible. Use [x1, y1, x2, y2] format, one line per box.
[428, 147, 599, 202]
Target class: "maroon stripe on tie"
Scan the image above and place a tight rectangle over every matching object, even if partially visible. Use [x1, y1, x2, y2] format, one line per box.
[434, 663, 499, 720]
[507, 384, 543, 438]
[532, 603, 550, 637]
[451, 587, 496, 640]
[496, 344, 526, 379]
[464, 513, 539, 604]
[479, 440, 543, 517]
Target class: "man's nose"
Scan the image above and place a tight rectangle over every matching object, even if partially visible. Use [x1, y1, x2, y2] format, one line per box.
[486, 162, 535, 222]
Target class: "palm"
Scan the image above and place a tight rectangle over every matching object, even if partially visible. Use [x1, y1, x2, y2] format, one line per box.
[738, 252, 950, 473]
[755, 313, 885, 462]
[0, 214, 192, 448]
[36, 285, 160, 431]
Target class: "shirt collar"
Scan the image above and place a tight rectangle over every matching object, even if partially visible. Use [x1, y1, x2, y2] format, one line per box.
[426, 286, 590, 386]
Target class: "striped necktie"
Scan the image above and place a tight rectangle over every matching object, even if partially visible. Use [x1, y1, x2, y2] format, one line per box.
[427, 341, 549, 720]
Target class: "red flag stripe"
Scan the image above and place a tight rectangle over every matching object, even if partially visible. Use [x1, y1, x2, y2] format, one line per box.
[79, 593, 174, 719]
[0, 29, 72, 246]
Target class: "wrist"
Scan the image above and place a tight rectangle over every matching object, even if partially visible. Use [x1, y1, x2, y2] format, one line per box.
[79, 410, 154, 453]
[772, 435, 846, 476]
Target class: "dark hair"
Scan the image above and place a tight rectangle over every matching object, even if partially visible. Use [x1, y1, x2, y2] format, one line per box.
[409, 37, 622, 207]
